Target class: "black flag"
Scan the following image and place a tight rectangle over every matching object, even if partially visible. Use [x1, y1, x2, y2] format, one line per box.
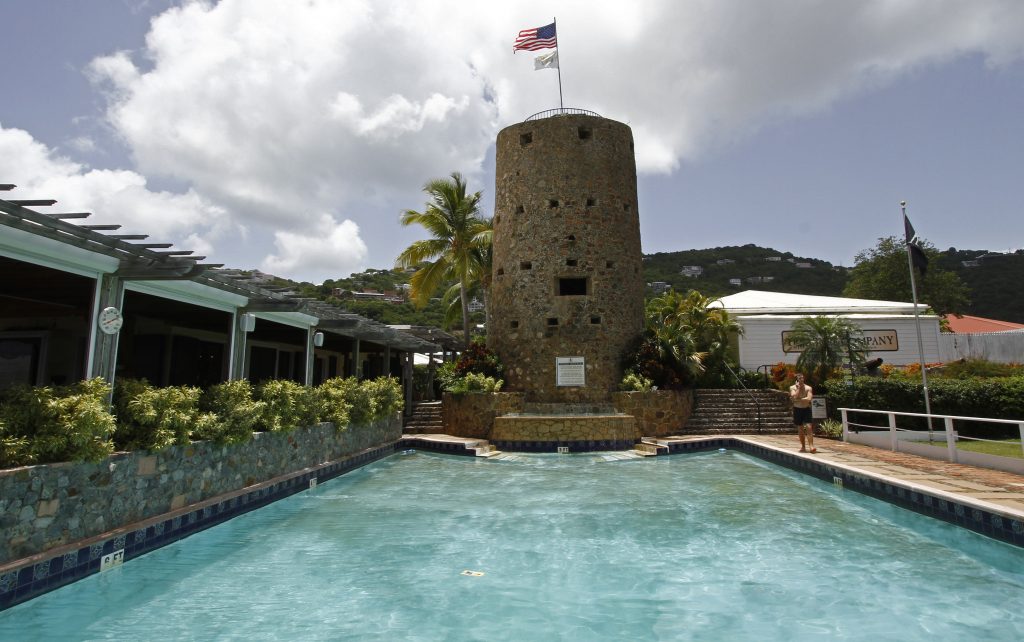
[903, 213, 928, 276]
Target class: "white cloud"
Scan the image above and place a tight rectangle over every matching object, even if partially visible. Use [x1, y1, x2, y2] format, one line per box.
[261, 215, 368, 284]
[0, 124, 230, 247]
[8, 0, 1017, 281]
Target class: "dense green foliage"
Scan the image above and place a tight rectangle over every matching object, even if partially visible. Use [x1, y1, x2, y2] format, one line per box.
[0, 378, 116, 466]
[937, 249, 1024, 323]
[822, 376, 1024, 438]
[0, 376, 404, 468]
[619, 372, 655, 392]
[843, 236, 970, 316]
[623, 289, 742, 389]
[436, 339, 505, 393]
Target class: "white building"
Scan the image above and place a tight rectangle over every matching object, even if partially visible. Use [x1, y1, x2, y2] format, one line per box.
[679, 265, 703, 277]
[714, 290, 941, 370]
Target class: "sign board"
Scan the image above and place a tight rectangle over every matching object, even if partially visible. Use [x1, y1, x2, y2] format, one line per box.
[556, 357, 586, 387]
[811, 397, 828, 420]
[782, 329, 899, 353]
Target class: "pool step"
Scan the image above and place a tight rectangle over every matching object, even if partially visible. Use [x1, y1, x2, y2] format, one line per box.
[634, 439, 670, 457]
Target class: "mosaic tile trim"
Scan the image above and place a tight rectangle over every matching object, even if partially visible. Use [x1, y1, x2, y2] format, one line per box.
[400, 437, 638, 454]
[664, 437, 1024, 550]
[0, 443, 395, 612]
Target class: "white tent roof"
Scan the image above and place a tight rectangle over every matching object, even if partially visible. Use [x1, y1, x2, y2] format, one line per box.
[713, 290, 923, 315]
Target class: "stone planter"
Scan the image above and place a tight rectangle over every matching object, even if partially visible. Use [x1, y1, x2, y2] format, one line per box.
[612, 389, 694, 436]
[441, 392, 526, 438]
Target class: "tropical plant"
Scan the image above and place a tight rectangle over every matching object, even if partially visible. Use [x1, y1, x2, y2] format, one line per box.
[257, 379, 320, 433]
[396, 172, 491, 347]
[786, 316, 868, 385]
[619, 372, 654, 392]
[197, 380, 266, 444]
[819, 418, 844, 439]
[447, 372, 503, 394]
[114, 378, 206, 451]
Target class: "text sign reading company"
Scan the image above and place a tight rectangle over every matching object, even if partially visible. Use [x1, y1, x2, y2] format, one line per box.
[556, 357, 586, 387]
[782, 329, 899, 353]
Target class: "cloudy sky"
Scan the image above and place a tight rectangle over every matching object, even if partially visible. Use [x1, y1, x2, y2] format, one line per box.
[3, 0, 1023, 283]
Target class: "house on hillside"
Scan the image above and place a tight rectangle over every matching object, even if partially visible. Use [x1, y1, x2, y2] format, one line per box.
[713, 290, 940, 370]
[679, 265, 703, 277]
[649, 281, 670, 294]
[716, 258, 735, 266]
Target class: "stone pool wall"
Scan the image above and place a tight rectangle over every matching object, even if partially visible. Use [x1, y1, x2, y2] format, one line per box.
[612, 390, 694, 436]
[441, 391, 526, 438]
[0, 416, 401, 565]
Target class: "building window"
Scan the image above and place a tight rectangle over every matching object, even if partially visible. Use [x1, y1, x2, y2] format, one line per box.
[520, 132, 533, 146]
[606, 261, 615, 269]
[590, 316, 601, 325]
[547, 318, 559, 326]
[586, 197, 596, 207]
[548, 199, 559, 208]
[516, 205, 525, 214]
[623, 203, 631, 211]
[497, 267, 505, 276]
[567, 234, 576, 242]
[510, 320, 519, 329]
[558, 277, 588, 296]
[578, 126, 592, 140]
[520, 261, 532, 270]
[566, 259, 577, 267]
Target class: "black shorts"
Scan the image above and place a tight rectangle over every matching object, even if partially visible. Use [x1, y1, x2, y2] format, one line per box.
[793, 406, 812, 425]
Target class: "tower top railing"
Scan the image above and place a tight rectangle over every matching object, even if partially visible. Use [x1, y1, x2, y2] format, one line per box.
[524, 107, 601, 122]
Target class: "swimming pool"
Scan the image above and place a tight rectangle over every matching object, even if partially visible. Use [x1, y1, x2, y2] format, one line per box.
[2, 450, 1023, 640]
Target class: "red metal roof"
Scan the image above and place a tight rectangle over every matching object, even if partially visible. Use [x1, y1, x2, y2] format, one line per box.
[943, 315, 1024, 333]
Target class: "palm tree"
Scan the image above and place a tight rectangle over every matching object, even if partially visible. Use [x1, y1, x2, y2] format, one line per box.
[786, 316, 868, 384]
[642, 290, 708, 385]
[676, 291, 743, 385]
[396, 172, 489, 348]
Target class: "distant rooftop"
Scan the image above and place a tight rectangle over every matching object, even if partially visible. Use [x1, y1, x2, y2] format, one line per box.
[943, 315, 1024, 334]
[714, 290, 924, 315]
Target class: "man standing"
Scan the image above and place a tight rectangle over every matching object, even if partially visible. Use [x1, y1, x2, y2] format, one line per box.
[790, 373, 816, 453]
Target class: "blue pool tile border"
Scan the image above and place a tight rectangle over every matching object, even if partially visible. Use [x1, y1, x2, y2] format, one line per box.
[661, 437, 1024, 549]
[0, 443, 397, 612]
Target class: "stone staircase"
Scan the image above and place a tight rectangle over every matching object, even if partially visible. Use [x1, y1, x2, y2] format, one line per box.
[683, 389, 795, 434]
[403, 400, 444, 432]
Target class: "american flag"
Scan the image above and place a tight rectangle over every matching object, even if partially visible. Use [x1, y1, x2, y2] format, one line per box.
[513, 22, 557, 52]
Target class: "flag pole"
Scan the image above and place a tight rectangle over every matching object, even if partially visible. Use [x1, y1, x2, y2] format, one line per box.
[554, 17, 564, 110]
[902, 200, 934, 439]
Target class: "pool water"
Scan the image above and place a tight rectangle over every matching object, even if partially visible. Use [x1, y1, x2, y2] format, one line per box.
[2, 450, 1023, 641]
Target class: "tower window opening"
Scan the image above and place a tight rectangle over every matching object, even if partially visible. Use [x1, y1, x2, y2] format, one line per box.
[578, 126, 592, 140]
[548, 199, 559, 208]
[494, 215, 500, 225]
[606, 260, 615, 269]
[520, 132, 533, 146]
[516, 205, 525, 214]
[558, 277, 588, 296]
[567, 234, 576, 242]
[520, 261, 532, 270]
[590, 316, 602, 325]
[623, 203, 631, 211]
[547, 317, 559, 326]
[497, 267, 505, 276]
[586, 197, 596, 207]
[510, 320, 519, 329]
[566, 259, 578, 267]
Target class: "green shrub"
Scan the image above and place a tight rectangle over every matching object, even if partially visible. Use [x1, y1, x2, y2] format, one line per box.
[257, 379, 320, 432]
[197, 380, 266, 444]
[448, 372, 503, 394]
[620, 372, 654, 392]
[316, 377, 352, 430]
[0, 378, 116, 464]
[453, 339, 504, 379]
[363, 377, 404, 419]
[934, 359, 1022, 379]
[0, 417, 33, 468]
[114, 378, 204, 450]
[822, 375, 1024, 438]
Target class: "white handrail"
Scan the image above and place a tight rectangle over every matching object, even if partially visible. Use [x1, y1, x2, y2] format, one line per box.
[839, 407, 1024, 462]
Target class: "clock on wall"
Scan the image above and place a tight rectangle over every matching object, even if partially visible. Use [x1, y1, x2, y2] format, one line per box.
[97, 306, 123, 335]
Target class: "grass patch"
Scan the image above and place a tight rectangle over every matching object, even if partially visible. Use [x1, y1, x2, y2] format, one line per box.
[919, 439, 1024, 460]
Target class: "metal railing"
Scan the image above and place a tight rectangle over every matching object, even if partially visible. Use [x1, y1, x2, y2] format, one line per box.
[839, 407, 1024, 463]
[723, 362, 762, 432]
[524, 107, 601, 122]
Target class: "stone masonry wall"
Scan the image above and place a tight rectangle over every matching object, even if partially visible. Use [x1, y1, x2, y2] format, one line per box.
[613, 390, 694, 436]
[0, 416, 401, 565]
[489, 115, 645, 403]
[441, 392, 526, 439]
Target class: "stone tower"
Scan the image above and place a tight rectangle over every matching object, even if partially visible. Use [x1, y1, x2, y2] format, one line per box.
[488, 113, 644, 403]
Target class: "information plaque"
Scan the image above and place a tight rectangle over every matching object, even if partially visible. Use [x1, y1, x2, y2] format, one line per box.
[555, 356, 586, 387]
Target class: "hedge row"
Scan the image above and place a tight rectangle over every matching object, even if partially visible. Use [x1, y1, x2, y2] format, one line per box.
[822, 376, 1024, 438]
[0, 376, 404, 469]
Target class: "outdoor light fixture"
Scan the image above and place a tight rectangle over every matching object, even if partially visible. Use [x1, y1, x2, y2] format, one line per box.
[313, 331, 325, 347]
[239, 313, 256, 333]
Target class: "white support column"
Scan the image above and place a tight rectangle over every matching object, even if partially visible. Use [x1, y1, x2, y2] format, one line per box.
[402, 351, 414, 417]
[88, 274, 125, 389]
[229, 311, 252, 381]
[352, 338, 362, 380]
[304, 327, 316, 386]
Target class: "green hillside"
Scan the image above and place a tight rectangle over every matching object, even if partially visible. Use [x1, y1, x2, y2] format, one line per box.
[268, 244, 1024, 327]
